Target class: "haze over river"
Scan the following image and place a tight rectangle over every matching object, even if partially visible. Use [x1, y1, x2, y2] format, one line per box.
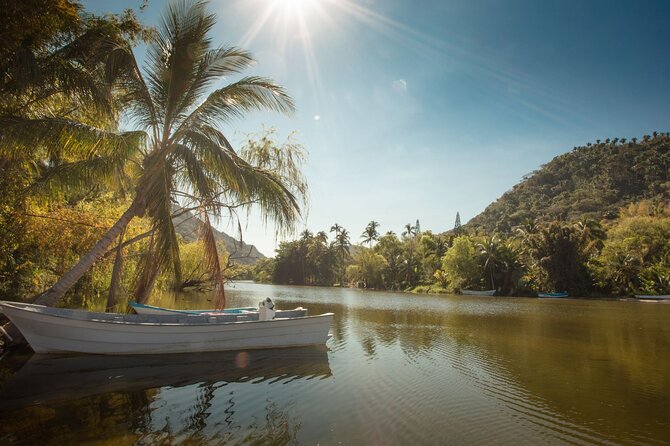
[1, 282, 669, 445]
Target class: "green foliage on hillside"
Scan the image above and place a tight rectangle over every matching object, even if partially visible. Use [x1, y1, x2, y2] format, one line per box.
[263, 134, 670, 297]
[467, 133, 670, 234]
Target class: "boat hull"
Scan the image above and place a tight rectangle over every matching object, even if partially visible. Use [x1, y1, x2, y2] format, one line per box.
[634, 295, 670, 300]
[0, 302, 333, 355]
[538, 292, 569, 298]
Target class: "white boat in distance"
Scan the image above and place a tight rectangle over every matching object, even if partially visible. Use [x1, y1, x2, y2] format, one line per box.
[634, 295, 670, 300]
[460, 289, 496, 296]
[129, 301, 307, 317]
[0, 301, 333, 355]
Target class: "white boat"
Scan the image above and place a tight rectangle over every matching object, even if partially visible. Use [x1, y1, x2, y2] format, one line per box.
[460, 289, 496, 296]
[634, 295, 670, 300]
[0, 301, 333, 355]
[129, 301, 306, 317]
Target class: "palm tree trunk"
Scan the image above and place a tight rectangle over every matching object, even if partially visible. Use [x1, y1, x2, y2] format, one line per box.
[34, 199, 144, 307]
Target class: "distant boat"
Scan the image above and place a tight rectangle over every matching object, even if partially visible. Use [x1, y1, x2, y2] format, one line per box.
[538, 291, 569, 298]
[634, 295, 670, 300]
[460, 289, 496, 296]
[129, 301, 308, 318]
[0, 301, 333, 355]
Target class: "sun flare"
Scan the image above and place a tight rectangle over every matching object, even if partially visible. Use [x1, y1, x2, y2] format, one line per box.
[275, 0, 315, 15]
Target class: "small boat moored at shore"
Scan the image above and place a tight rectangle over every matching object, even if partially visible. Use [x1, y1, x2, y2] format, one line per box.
[634, 294, 670, 300]
[0, 301, 333, 355]
[460, 289, 496, 296]
[538, 291, 569, 298]
[128, 301, 306, 317]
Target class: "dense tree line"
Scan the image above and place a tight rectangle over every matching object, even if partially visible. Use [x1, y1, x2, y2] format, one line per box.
[261, 202, 670, 297]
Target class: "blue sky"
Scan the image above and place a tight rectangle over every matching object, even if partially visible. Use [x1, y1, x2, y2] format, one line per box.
[87, 0, 670, 256]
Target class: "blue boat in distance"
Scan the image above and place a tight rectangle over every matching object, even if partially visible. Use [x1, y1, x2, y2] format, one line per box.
[538, 291, 569, 298]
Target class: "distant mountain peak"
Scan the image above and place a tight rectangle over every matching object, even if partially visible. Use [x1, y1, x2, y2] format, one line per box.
[171, 207, 266, 264]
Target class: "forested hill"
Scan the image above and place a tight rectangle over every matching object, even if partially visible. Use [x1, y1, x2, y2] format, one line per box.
[172, 209, 266, 264]
[467, 133, 670, 233]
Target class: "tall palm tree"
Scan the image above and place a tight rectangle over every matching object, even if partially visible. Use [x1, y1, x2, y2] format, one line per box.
[334, 228, 351, 257]
[21, 1, 302, 307]
[315, 231, 328, 244]
[333, 227, 351, 284]
[476, 235, 501, 290]
[402, 223, 416, 238]
[361, 220, 380, 247]
[330, 223, 342, 235]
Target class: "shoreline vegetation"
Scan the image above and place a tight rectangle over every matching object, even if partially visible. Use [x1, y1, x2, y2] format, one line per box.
[254, 132, 670, 299]
[251, 204, 670, 299]
[0, 0, 669, 312]
[0, 1, 306, 312]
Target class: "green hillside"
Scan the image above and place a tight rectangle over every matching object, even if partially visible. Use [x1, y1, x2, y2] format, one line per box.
[467, 133, 670, 233]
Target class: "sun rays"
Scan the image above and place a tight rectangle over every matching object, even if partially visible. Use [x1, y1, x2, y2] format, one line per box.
[233, 0, 580, 129]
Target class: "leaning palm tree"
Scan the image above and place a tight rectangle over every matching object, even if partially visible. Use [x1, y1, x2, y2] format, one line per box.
[19, 1, 303, 307]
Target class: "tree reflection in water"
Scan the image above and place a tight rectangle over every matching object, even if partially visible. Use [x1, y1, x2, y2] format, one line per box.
[0, 347, 329, 445]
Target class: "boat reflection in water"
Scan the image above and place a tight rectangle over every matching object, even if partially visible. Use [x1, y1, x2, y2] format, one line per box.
[0, 346, 331, 410]
[0, 347, 331, 445]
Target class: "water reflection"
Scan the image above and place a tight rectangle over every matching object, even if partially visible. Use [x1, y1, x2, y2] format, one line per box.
[1, 283, 669, 445]
[237, 286, 670, 444]
[0, 347, 330, 445]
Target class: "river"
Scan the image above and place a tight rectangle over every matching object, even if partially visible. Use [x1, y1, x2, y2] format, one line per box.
[1, 282, 669, 445]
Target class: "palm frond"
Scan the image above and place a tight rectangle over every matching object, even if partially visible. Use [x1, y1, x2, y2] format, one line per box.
[173, 46, 255, 126]
[31, 156, 127, 199]
[180, 129, 247, 191]
[133, 236, 161, 304]
[105, 44, 158, 132]
[175, 129, 302, 234]
[198, 209, 226, 308]
[175, 76, 295, 138]
[2, 24, 122, 117]
[141, 164, 183, 288]
[0, 117, 146, 161]
[171, 143, 216, 207]
[145, 0, 214, 135]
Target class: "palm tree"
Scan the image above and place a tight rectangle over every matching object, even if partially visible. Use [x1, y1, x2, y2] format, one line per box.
[476, 235, 501, 290]
[23, 1, 302, 307]
[330, 223, 342, 235]
[334, 228, 351, 258]
[402, 223, 416, 238]
[330, 227, 351, 285]
[315, 231, 328, 244]
[361, 220, 380, 247]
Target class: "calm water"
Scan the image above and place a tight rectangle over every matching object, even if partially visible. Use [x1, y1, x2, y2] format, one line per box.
[1, 283, 670, 445]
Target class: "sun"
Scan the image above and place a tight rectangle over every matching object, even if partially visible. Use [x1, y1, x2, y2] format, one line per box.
[275, 0, 316, 15]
